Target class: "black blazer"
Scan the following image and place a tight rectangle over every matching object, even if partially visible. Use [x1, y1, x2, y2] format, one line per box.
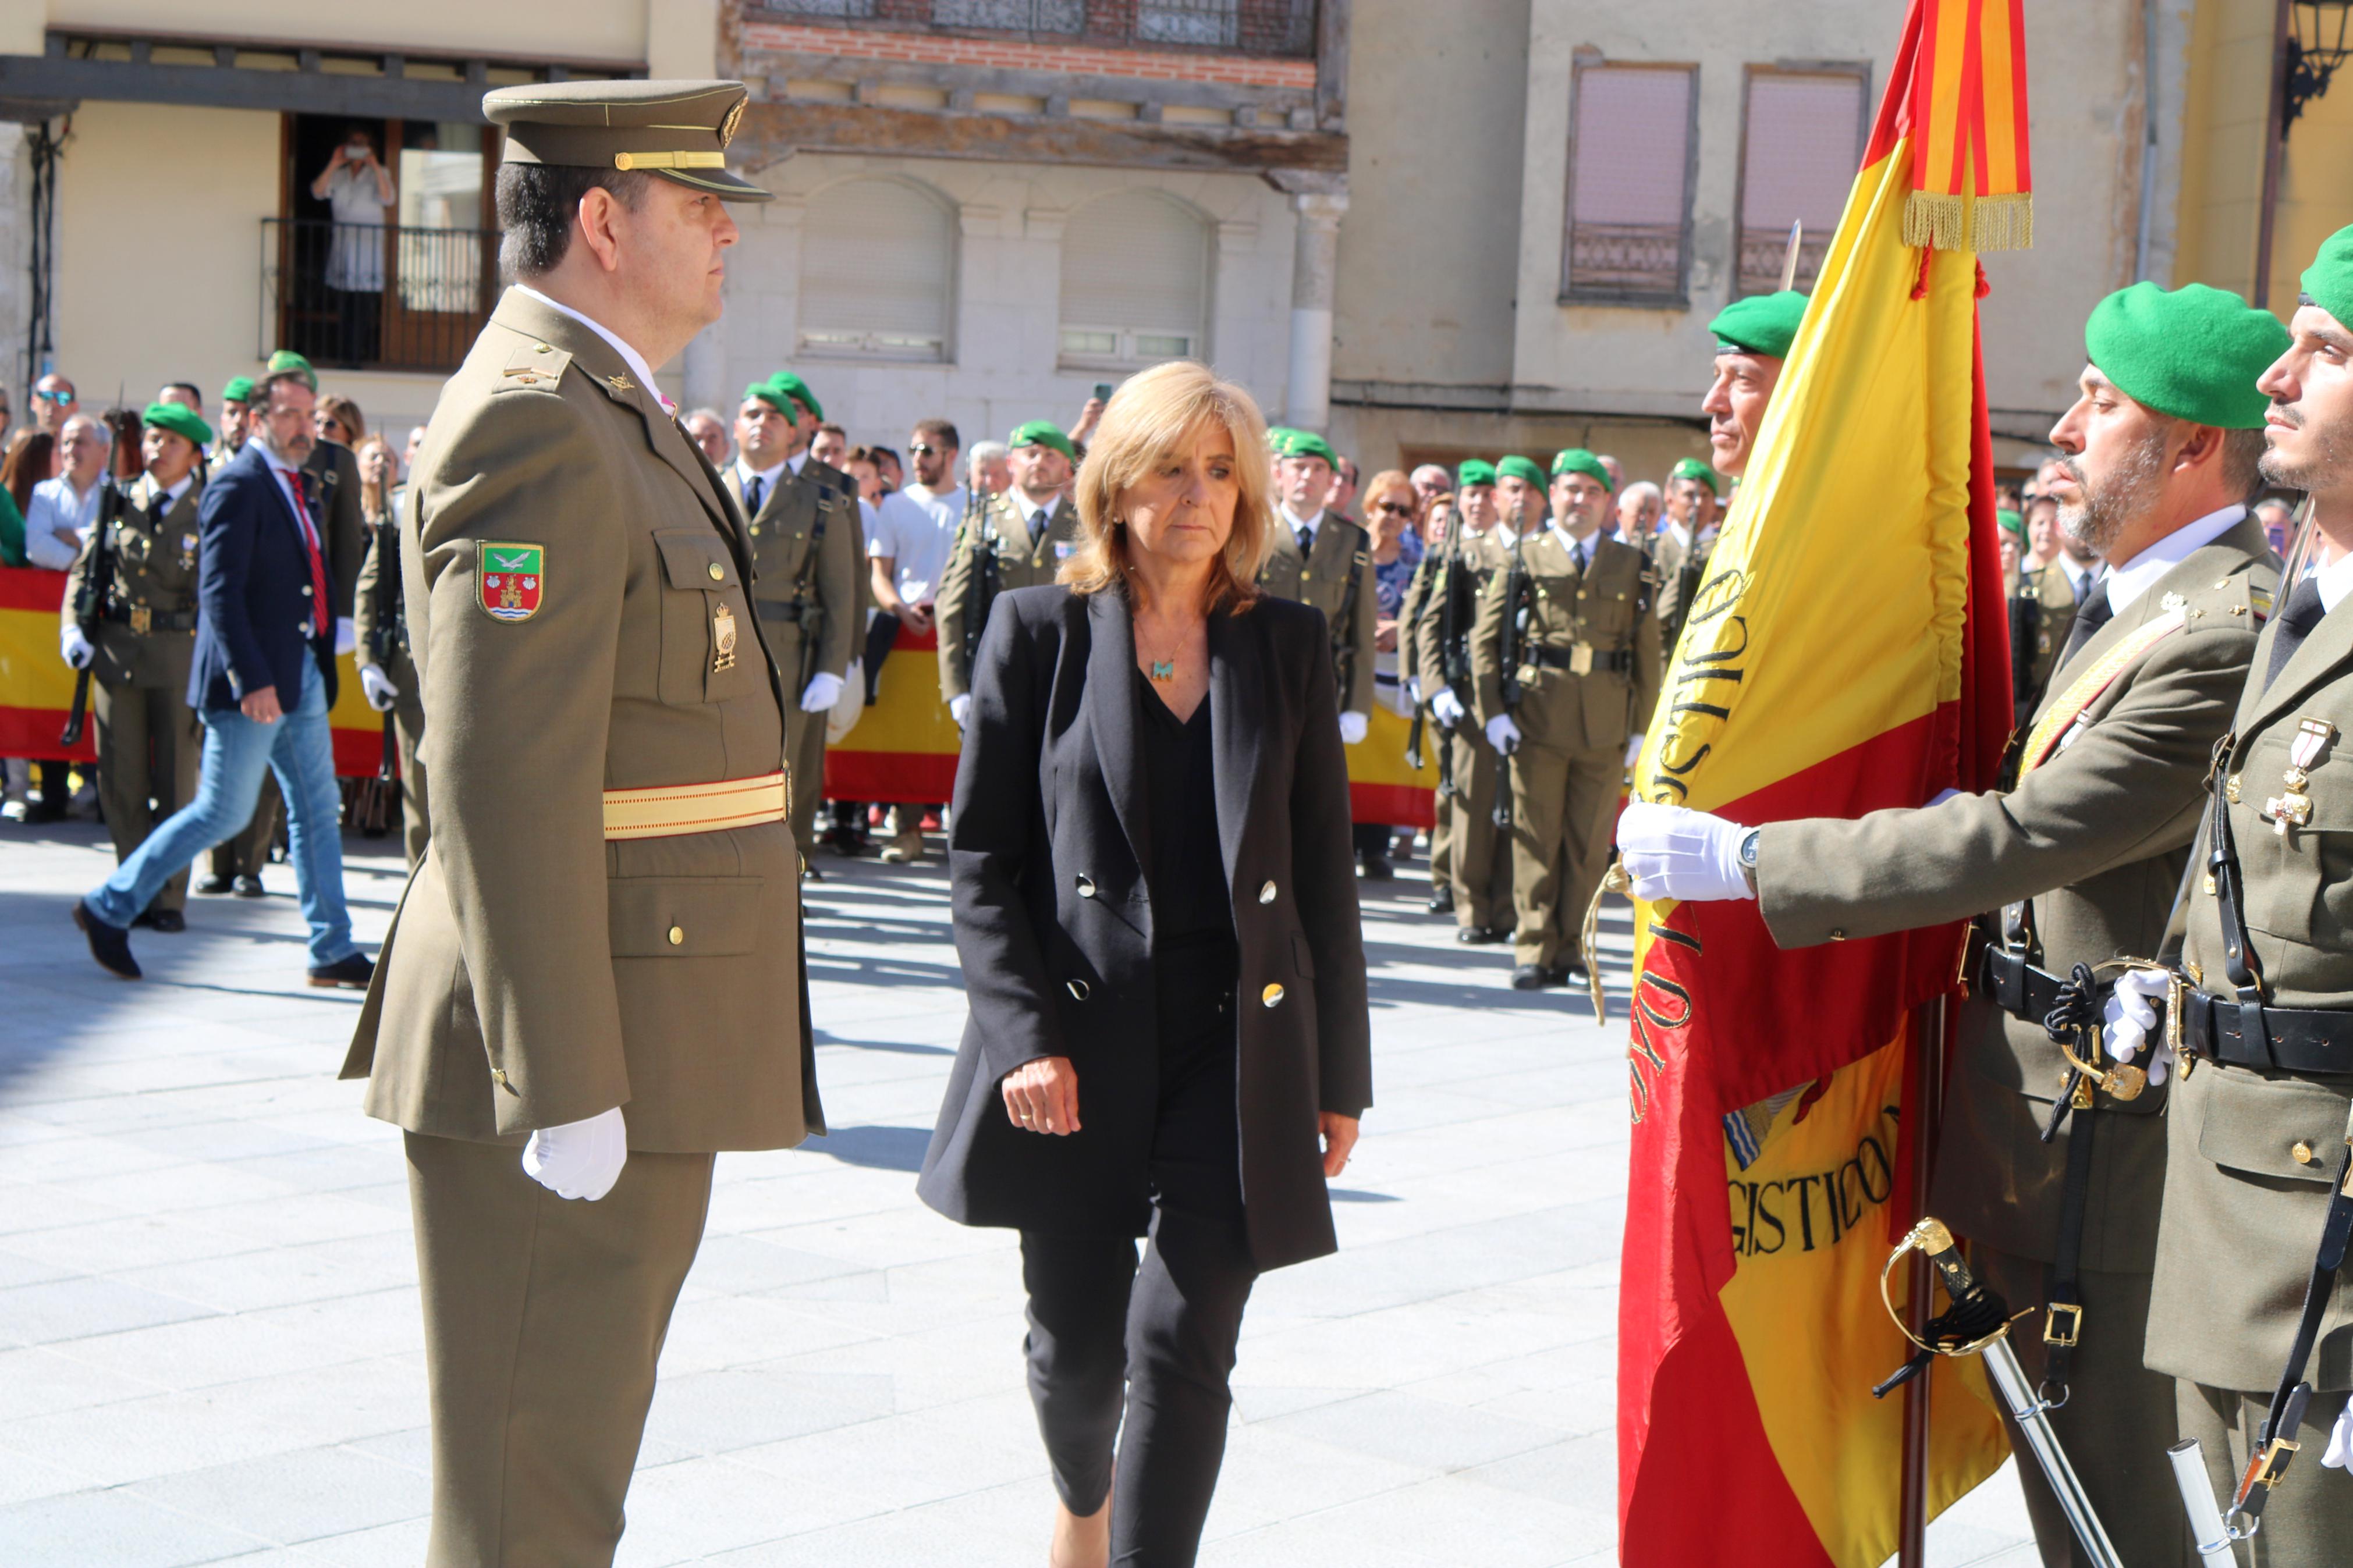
[189, 442, 338, 714]
[916, 585, 1373, 1272]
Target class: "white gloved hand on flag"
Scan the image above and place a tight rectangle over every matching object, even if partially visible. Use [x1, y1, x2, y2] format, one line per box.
[1618, 801, 1754, 903]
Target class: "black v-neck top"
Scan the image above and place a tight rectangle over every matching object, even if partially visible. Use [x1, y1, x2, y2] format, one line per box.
[1136, 666, 1231, 953]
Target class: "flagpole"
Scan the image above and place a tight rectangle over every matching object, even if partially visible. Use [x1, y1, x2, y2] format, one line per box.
[1898, 997, 1947, 1566]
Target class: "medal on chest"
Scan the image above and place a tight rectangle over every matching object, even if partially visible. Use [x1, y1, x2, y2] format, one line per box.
[2262, 717, 2339, 840]
[712, 601, 739, 673]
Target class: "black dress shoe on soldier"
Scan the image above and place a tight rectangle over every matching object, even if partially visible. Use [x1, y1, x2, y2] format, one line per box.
[1426, 887, 1455, 915]
[1457, 925, 1506, 945]
[1356, 852, 1394, 881]
[308, 954, 375, 990]
[73, 901, 140, 980]
[1510, 963, 1555, 990]
[195, 874, 232, 895]
[134, 909, 186, 933]
[233, 875, 266, 898]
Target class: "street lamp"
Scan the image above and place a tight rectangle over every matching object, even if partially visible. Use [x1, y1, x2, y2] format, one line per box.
[2285, 0, 2353, 133]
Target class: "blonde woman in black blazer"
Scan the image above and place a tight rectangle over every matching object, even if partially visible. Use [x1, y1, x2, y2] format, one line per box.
[918, 361, 1372, 1567]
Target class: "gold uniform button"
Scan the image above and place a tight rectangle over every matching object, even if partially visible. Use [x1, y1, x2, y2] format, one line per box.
[1258, 881, 1277, 904]
[2226, 774, 2242, 803]
[1262, 983, 1284, 1007]
[668, 925, 684, 945]
[707, 561, 725, 582]
[2293, 1140, 2317, 1165]
[491, 1068, 508, 1085]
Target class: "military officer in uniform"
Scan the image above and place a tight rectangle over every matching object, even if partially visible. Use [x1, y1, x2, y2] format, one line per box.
[1653, 458, 1720, 653]
[1474, 451, 1662, 989]
[1619, 282, 2292, 1567]
[2013, 515, 2103, 721]
[936, 419, 1084, 727]
[355, 481, 428, 867]
[338, 79, 820, 1568]
[1414, 460, 1517, 935]
[1259, 427, 1378, 753]
[720, 373, 860, 873]
[2111, 226, 2353, 1565]
[58, 401, 212, 931]
[208, 376, 253, 478]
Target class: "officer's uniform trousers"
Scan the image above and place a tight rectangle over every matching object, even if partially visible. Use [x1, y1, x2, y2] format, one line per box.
[1442, 722, 1511, 932]
[93, 627, 200, 915]
[381, 641, 429, 868]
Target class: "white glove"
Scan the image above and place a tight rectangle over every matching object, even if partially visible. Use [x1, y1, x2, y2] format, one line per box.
[358, 663, 399, 712]
[948, 691, 973, 728]
[1617, 801, 1755, 903]
[2100, 968, 2177, 1086]
[1429, 688, 1466, 727]
[1404, 677, 1421, 705]
[800, 671, 844, 713]
[1485, 713, 1521, 755]
[1339, 710, 1369, 746]
[1624, 734, 1644, 769]
[522, 1106, 628, 1201]
[60, 624, 94, 670]
[334, 617, 357, 657]
[2324, 1403, 2353, 1470]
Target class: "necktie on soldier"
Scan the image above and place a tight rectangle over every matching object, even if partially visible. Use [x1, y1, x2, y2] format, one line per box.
[744, 475, 765, 519]
[1296, 524, 1314, 557]
[2265, 574, 2329, 691]
[2056, 578, 2114, 667]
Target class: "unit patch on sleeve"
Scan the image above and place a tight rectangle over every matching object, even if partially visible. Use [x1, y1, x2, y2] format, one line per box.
[479, 542, 545, 622]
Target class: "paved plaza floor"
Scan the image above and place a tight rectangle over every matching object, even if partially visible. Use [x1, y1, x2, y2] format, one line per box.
[0, 820, 2034, 1565]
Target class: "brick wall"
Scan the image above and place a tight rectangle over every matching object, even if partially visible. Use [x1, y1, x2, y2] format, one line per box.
[738, 21, 1319, 88]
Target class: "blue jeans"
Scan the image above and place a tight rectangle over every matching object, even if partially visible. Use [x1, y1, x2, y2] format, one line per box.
[88, 657, 359, 967]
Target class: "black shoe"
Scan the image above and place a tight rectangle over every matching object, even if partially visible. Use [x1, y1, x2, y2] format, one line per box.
[196, 874, 233, 895]
[72, 900, 140, 980]
[1457, 925, 1507, 945]
[1510, 963, 1554, 990]
[801, 862, 825, 881]
[22, 797, 65, 824]
[308, 954, 375, 990]
[1426, 887, 1456, 915]
[134, 908, 186, 933]
[233, 875, 266, 898]
[1356, 853, 1394, 881]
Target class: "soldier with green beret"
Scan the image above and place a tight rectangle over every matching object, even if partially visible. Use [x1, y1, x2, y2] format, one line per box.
[336, 77, 821, 1567]
[1474, 446, 1661, 987]
[210, 376, 255, 478]
[718, 374, 863, 874]
[2133, 230, 2353, 1562]
[59, 401, 214, 929]
[1414, 459, 1517, 936]
[936, 418, 1084, 727]
[1259, 429, 1379, 813]
[1621, 277, 2290, 1566]
[1655, 456, 1722, 653]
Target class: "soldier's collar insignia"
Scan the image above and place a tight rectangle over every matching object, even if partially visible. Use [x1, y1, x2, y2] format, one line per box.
[606, 372, 637, 395]
[2160, 591, 2187, 611]
[479, 542, 545, 623]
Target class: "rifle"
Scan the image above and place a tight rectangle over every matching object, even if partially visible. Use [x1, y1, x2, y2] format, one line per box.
[1492, 521, 1534, 831]
[1332, 518, 1366, 719]
[1403, 515, 1456, 773]
[58, 477, 124, 748]
[369, 507, 400, 787]
[961, 489, 1002, 682]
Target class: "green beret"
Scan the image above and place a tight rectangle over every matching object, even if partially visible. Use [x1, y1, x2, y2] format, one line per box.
[1996, 509, 2025, 539]
[1456, 459, 1497, 488]
[1495, 455, 1546, 488]
[1550, 447, 1612, 487]
[1277, 429, 1339, 468]
[2085, 281, 2288, 430]
[264, 350, 317, 392]
[766, 371, 822, 422]
[2301, 225, 2353, 332]
[1710, 290, 1808, 358]
[1007, 419, 1074, 460]
[1669, 457, 1721, 495]
[741, 379, 793, 416]
[142, 401, 213, 450]
[219, 376, 256, 406]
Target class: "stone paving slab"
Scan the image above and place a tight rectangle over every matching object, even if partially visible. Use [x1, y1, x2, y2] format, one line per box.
[0, 819, 2033, 1565]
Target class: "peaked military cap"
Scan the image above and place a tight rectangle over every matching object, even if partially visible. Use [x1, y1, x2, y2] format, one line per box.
[1710, 290, 1808, 359]
[1669, 457, 1721, 496]
[1494, 456, 1546, 488]
[142, 401, 213, 450]
[2086, 281, 2288, 430]
[1456, 459, 1497, 488]
[1009, 419, 1075, 460]
[219, 375, 256, 406]
[2302, 224, 2353, 331]
[1550, 448, 1612, 486]
[485, 79, 771, 201]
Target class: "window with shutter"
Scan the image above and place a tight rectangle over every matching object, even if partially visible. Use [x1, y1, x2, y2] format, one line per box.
[798, 177, 956, 362]
[1059, 190, 1212, 368]
[1734, 68, 1868, 297]
[1560, 63, 1698, 307]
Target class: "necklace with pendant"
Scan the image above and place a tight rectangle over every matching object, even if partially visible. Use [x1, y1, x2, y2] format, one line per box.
[1147, 658, 1176, 682]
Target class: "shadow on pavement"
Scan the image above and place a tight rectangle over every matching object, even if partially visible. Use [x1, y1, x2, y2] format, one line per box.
[803, 1123, 931, 1171]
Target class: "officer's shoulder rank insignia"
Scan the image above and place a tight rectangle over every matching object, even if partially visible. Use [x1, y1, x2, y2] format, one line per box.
[479, 542, 545, 622]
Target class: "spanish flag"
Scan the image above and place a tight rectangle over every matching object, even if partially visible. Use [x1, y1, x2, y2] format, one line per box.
[1618, 1, 2025, 1560]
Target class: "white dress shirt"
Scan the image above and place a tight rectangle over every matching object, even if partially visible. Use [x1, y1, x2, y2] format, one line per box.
[23, 475, 104, 571]
[2103, 504, 2246, 617]
[2316, 546, 2353, 614]
[734, 456, 788, 518]
[513, 284, 669, 413]
[1280, 504, 1319, 551]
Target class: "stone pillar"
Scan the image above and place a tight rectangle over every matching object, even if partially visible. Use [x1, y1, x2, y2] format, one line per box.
[1284, 190, 1348, 432]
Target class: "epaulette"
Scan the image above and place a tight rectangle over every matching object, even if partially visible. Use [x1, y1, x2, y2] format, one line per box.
[495, 338, 572, 393]
[2174, 561, 2267, 634]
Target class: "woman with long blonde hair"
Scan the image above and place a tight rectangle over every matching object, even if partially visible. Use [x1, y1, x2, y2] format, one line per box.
[918, 361, 1372, 1567]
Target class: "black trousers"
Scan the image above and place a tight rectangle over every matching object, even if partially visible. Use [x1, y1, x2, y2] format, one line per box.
[1018, 944, 1257, 1567]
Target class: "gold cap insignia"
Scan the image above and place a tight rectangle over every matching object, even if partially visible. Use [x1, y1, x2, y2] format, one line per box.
[721, 97, 746, 148]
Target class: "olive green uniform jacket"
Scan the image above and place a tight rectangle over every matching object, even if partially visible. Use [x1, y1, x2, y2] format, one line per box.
[1655, 521, 1714, 653]
[935, 490, 1082, 703]
[341, 287, 821, 1153]
[1468, 528, 1663, 750]
[1756, 514, 2276, 1275]
[1258, 509, 1378, 717]
[2014, 560, 2084, 715]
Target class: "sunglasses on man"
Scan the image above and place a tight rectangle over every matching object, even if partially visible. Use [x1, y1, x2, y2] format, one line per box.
[33, 389, 73, 406]
[908, 443, 946, 457]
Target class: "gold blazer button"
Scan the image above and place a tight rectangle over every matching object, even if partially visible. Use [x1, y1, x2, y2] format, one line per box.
[1258, 881, 1277, 904]
[707, 561, 725, 581]
[2293, 1140, 2317, 1165]
[1262, 983, 1284, 1007]
[668, 925, 685, 945]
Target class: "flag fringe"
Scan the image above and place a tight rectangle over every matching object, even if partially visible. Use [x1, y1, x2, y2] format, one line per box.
[1901, 191, 2034, 254]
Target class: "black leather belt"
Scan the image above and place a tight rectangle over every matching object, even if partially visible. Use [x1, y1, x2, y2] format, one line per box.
[104, 603, 196, 632]
[1522, 643, 1634, 674]
[755, 600, 813, 625]
[1976, 943, 2067, 1023]
[2180, 990, 2353, 1076]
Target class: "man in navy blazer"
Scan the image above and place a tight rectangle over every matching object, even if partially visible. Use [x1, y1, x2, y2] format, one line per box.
[72, 367, 372, 987]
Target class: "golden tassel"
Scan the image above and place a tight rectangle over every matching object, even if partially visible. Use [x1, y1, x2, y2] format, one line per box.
[1901, 191, 1969, 252]
[1968, 191, 2035, 253]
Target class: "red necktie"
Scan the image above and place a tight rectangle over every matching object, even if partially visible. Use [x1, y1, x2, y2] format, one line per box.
[286, 468, 331, 638]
